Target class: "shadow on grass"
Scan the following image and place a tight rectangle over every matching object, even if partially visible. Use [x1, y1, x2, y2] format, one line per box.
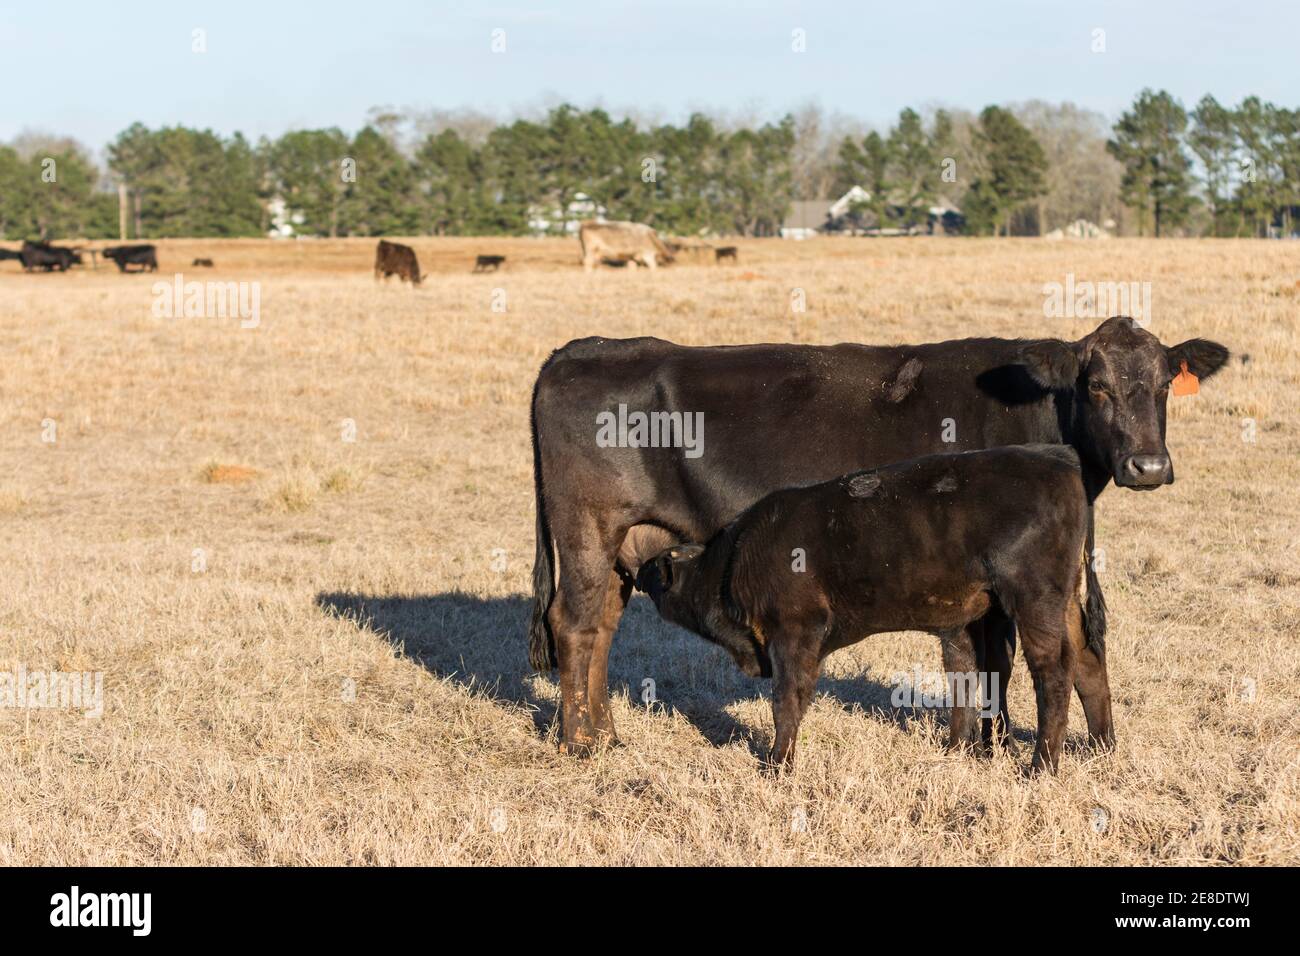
[314, 590, 1016, 755]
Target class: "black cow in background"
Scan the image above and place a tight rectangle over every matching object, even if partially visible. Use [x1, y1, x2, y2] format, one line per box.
[0, 248, 23, 265]
[102, 244, 159, 273]
[529, 316, 1230, 757]
[19, 240, 82, 272]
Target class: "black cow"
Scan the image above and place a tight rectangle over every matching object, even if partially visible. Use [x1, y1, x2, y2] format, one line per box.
[636, 445, 1097, 773]
[473, 254, 506, 273]
[102, 244, 158, 273]
[0, 248, 23, 264]
[529, 317, 1230, 756]
[19, 240, 82, 272]
[374, 239, 423, 285]
[715, 246, 738, 264]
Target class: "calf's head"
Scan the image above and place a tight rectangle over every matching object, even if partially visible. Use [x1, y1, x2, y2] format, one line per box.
[635, 544, 706, 631]
[1020, 316, 1229, 489]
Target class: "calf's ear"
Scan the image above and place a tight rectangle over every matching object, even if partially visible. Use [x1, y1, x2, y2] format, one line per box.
[1167, 338, 1230, 381]
[669, 544, 705, 562]
[1019, 340, 1081, 390]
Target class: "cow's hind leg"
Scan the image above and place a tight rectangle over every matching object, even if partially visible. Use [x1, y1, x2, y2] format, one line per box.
[587, 568, 633, 745]
[548, 516, 627, 757]
[1068, 600, 1115, 750]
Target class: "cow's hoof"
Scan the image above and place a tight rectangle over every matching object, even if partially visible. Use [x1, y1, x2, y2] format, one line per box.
[560, 738, 599, 759]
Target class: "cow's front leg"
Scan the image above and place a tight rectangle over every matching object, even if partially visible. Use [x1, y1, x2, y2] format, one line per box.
[1067, 600, 1115, 750]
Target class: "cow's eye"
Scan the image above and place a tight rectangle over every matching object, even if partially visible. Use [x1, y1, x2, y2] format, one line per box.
[1088, 379, 1108, 394]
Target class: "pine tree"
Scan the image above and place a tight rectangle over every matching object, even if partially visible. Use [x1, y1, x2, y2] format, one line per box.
[1189, 95, 1236, 236]
[966, 106, 1048, 236]
[1107, 90, 1195, 237]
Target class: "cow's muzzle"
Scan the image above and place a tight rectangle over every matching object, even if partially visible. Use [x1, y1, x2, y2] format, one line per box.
[1118, 453, 1172, 488]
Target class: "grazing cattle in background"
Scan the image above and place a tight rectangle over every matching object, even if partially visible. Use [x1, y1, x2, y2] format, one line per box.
[19, 240, 82, 272]
[374, 240, 423, 285]
[473, 254, 505, 273]
[528, 317, 1230, 756]
[192, 258, 214, 268]
[102, 244, 158, 273]
[637, 445, 1095, 773]
[715, 246, 738, 264]
[0, 248, 23, 264]
[578, 220, 674, 272]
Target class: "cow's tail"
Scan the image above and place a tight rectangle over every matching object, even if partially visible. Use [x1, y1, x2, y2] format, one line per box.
[527, 374, 558, 671]
[1081, 504, 1107, 652]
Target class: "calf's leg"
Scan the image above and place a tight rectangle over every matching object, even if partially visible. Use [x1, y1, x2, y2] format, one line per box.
[975, 608, 1017, 754]
[1016, 607, 1075, 774]
[940, 627, 980, 752]
[767, 624, 824, 772]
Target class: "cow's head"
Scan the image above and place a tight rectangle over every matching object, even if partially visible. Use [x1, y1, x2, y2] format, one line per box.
[1020, 316, 1229, 489]
[635, 544, 706, 631]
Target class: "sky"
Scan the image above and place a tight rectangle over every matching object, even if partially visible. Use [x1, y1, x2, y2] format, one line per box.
[3, 0, 1297, 150]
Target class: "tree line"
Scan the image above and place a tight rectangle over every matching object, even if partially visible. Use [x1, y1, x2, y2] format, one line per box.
[1, 89, 1296, 242]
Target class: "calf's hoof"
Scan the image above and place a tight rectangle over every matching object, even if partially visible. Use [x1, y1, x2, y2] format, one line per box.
[944, 736, 978, 757]
[1088, 730, 1116, 753]
[761, 753, 794, 777]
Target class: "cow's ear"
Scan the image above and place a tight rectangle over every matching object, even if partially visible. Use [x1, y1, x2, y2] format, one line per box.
[1019, 340, 1081, 390]
[1167, 338, 1230, 381]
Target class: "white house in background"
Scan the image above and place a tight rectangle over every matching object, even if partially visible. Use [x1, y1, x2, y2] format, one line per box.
[528, 192, 607, 235]
[780, 185, 872, 239]
[266, 197, 305, 239]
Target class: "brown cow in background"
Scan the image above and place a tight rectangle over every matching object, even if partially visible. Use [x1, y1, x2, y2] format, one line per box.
[579, 221, 674, 272]
[374, 240, 424, 285]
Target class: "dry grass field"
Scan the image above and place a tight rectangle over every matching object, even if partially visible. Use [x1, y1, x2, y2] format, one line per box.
[0, 235, 1296, 865]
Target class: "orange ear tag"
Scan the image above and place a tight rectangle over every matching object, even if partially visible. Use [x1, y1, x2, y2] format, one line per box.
[1172, 360, 1199, 397]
